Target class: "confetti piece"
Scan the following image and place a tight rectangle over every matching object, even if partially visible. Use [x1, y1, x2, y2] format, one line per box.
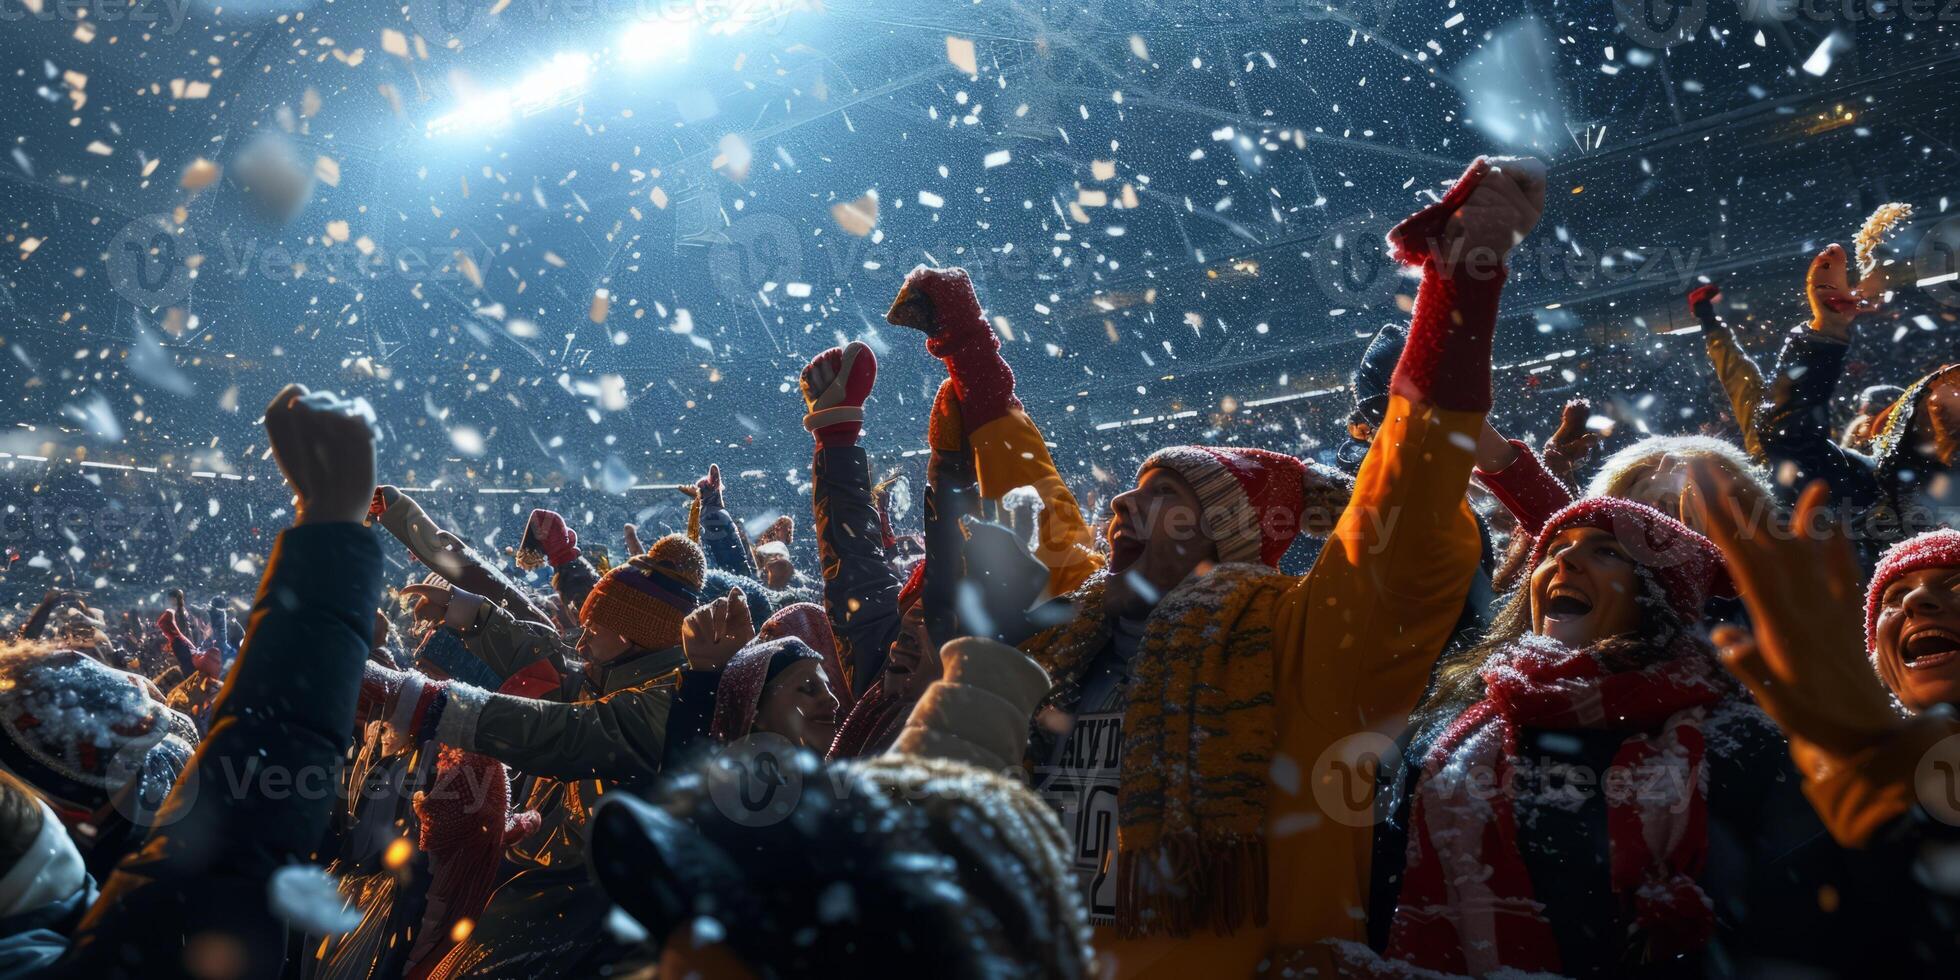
[649, 185, 668, 209]
[1129, 36, 1149, 60]
[381, 29, 410, 59]
[830, 192, 878, 236]
[314, 156, 341, 187]
[590, 289, 611, 324]
[1091, 159, 1116, 181]
[181, 158, 221, 190]
[946, 36, 978, 76]
[983, 149, 1011, 168]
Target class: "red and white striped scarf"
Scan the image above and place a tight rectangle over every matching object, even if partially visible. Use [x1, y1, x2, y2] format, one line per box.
[1386, 634, 1728, 975]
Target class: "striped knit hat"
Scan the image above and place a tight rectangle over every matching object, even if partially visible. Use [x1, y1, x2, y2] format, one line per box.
[1138, 446, 1308, 567]
[580, 534, 706, 652]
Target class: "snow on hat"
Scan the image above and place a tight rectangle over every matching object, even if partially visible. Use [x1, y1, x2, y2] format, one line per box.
[756, 602, 852, 710]
[752, 540, 792, 562]
[1139, 446, 1308, 567]
[1530, 498, 1731, 623]
[708, 636, 824, 742]
[0, 645, 195, 816]
[1865, 528, 1960, 656]
[1869, 363, 1958, 476]
[580, 534, 705, 652]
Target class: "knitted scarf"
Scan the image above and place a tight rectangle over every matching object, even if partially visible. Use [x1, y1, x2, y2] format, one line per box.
[1024, 563, 1287, 938]
[1386, 633, 1729, 975]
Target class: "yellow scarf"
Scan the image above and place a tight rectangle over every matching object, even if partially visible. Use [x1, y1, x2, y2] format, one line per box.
[1023, 562, 1293, 938]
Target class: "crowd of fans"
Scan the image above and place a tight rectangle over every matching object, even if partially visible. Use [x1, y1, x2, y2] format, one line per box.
[1, 154, 1957, 978]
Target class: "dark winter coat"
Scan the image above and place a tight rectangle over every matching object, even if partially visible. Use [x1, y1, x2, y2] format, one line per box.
[812, 445, 903, 685]
[53, 522, 384, 978]
[1368, 696, 1960, 977]
[1755, 329, 1946, 560]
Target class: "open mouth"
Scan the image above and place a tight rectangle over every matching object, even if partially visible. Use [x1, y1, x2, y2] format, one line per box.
[1903, 627, 1960, 670]
[1108, 528, 1143, 573]
[1543, 587, 1594, 621]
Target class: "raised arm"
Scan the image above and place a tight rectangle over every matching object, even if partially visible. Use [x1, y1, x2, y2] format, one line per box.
[370, 485, 554, 627]
[1689, 282, 1767, 460]
[886, 266, 1102, 599]
[399, 583, 565, 686]
[1753, 244, 1887, 513]
[690, 465, 762, 579]
[517, 507, 602, 616]
[63, 384, 383, 977]
[801, 342, 902, 683]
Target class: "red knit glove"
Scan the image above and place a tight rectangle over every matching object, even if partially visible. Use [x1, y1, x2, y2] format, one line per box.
[1385, 157, 1543, 413]
[1687, 281, 1721, 315]
[886, 267, 1020, 429]
[522, 509, 580, 567]
[694, 464, 726, 512]
[800, 342, 878, 448]
[359, 660, 408, 719]
[191, 645, 226, 681]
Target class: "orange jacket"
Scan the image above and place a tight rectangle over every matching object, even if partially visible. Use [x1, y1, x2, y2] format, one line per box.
[972, 393, 1483, 977]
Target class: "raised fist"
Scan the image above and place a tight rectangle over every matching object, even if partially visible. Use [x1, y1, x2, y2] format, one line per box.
[264, 383, 378, 526]
[681, 587, 755, 672]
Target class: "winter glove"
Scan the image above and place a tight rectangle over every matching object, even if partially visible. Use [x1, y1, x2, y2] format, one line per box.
[1386, 156, 1545, 413]
[156, 610, 197, 676]
[800, 342, 878, 447]
[886, 267, 1020, 430]
[515, 508, 580, 571]
[694, 464, 726, 512]
[1687, 281, 1722, 318]
[1540, 399, 1603, 488]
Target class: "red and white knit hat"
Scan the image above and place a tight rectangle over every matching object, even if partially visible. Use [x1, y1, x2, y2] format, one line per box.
[1529, 497, 1732, 623]
[1138, 446, 1308, 567]
[1865, 528, 1960, 655]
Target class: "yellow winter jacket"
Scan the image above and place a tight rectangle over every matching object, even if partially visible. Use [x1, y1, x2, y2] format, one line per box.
[970, 393, 1484, 976]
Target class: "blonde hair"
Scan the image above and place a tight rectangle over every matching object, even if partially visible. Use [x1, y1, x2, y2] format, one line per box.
[1586, 435, 1772, 502]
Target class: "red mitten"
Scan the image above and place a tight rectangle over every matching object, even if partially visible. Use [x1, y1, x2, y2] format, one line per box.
[519, 509, 580, 569]
[800, 342, 878, 447]
[1687, 281, 1722, 313]
[1385, 158, 1505, 414]
[886, 267, 1020, 429]
[694, 464, 726, 512]
[191, 646, 225, 681]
